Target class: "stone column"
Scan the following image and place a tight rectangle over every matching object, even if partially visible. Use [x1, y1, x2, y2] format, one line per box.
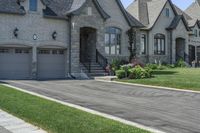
[70, 25, 81, 78]
[172, 39, 176, 63]
[31, 46, 37, 79]
[195, 46, 198, 62]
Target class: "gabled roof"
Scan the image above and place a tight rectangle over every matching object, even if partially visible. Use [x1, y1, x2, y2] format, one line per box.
[167, 15, 190, 31]
[116, 0, 144, 28]
[173, 4, 192, 21]
[42, 0, 111, 20]
[65, 0, 110, 20]
[127, 0, 178, 30]
[185, 1, 200, 20]
[42, 0, 73, 19]
[0, 0, 25, 15]
[188, 19, 200, 28]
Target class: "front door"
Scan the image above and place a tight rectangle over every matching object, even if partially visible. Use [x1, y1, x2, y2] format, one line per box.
[80, 27, 97, 63]
[189, 45, 195, 64]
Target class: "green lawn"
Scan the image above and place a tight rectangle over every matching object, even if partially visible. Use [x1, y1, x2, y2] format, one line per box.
[0, 85, 148, 133]
[118, 68, 200, 91]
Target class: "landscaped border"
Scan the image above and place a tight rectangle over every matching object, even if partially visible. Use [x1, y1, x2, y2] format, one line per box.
[95, 79, 200, 94]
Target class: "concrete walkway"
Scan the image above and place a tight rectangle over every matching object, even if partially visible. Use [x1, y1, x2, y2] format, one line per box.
[0, 109, 46, 133]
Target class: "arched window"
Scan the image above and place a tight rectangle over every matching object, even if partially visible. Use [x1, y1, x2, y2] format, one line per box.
[154, 33, 165, 55]
[105, 27, 121, 55]
[29, 0, 37, 11]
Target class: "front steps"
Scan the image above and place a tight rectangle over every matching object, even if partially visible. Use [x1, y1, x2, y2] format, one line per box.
[80, 62, 108, 78]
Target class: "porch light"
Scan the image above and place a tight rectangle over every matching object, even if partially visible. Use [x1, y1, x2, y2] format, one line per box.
[13, 28, 19, 38]
[72, 22, 75, 29]
[52, 31, 57, 40]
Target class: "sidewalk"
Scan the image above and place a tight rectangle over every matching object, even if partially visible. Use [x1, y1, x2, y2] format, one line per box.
[0, 109, 46, 133]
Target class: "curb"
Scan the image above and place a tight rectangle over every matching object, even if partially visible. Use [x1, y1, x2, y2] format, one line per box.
[2, 84, 165, 133]
[95, 79, 200, 94]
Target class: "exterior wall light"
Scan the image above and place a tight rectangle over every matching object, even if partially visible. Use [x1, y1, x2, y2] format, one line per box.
[52, 31, 57, 40]
[14, 28, 19, 38]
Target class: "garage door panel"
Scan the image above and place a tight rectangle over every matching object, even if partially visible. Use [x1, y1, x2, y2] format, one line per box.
[0, 48, 31, 79]
[37, 49, 65, 79]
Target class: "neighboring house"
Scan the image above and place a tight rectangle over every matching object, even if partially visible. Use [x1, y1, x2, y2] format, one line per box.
[127, 0, 200, 64]
[0, 0, 143, 79]
[185, 0, 200, 64]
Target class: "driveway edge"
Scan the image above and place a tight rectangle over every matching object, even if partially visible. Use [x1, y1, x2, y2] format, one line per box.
[2, 84, 165, 133]
[95, 80, 200, 94]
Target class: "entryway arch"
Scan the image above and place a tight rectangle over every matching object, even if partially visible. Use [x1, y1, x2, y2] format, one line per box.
[176, 38, 186, 61]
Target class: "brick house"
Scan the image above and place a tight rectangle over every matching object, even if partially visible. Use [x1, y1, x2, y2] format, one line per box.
[0, 0, 143, 79]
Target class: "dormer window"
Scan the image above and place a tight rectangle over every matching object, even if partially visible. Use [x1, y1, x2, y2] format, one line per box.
[87, 7, 92, 16]
[166, 8, 170, 17]
[194, 29, 198, 37]
[29, 0, 37, 11]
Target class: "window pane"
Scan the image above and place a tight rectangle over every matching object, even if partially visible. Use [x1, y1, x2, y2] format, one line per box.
[166, 8, 170, 17]
[105, 34, 109, 45]
[110, 34, 116, 44]
[30, 0, 37, 11]
[105, 46, 109, 54]
[141, 34, 146, 54]
[105, 27, 121, 55]
[111, 45, 115, 55]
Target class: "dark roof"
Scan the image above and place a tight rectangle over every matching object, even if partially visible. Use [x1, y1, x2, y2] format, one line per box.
[42, 0, 111, 20]
[167, 15, 190, 31]
[66, 0, 110, 20]
[93, 0, 110, 20]
[42, 0, 73, 18]
[126, 11, 144, 28]
[0, 0, 25, 15]
[0, 0, 143, 28]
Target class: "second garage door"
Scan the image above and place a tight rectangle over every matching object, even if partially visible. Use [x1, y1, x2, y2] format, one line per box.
[37, 49, 65, 79]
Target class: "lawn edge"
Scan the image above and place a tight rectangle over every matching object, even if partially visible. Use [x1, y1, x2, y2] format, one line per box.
[96, 80, 200, 94]
[2, 84, 165, 133]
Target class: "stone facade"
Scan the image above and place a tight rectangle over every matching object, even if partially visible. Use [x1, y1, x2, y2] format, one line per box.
[0, 0, 69, 79]
[0, 0, 142, 79]
[128, 0, 200, 64]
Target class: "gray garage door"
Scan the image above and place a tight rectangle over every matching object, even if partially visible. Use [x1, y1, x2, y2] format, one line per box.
[37, 49, 65, 79]
[0, 47, 31, 79]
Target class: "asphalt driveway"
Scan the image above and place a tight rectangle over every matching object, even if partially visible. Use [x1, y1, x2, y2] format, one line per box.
[4, 80, 200, 133]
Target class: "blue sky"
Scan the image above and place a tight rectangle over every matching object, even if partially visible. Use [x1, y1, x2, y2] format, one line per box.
[121, 0, 195, 10]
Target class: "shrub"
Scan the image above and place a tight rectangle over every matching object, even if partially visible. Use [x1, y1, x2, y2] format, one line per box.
[175, 59, 187, 68]
[111, 59, 128, 72]
[129, 65, 152, 79]
[116, 70, 126, 79]
[146, 64, 158, 70]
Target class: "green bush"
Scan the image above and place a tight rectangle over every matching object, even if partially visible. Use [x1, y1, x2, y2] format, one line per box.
[128, 66, 152, 79]
[111, 59, 128, 72]
[146, 64, 158, 70]
[175, 59, 187, 68]
[116, 70, 126, 79]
